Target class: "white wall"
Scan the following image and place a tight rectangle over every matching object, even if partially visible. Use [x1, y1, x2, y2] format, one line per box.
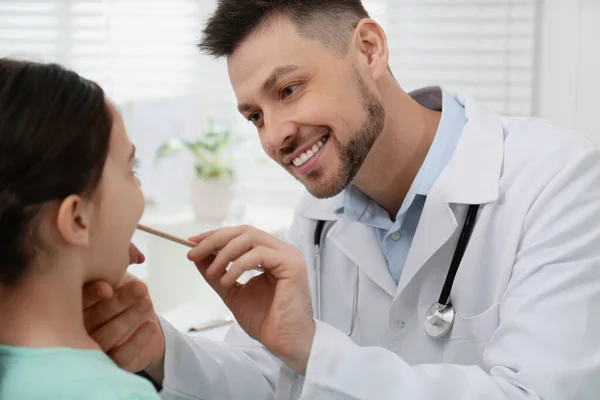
[535, 0, 600, 144]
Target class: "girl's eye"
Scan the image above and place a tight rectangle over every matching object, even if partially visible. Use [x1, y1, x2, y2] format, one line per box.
[248, 112, 263, 125]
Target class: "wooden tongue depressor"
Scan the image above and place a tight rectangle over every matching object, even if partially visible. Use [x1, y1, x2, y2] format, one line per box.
[136, 224, 196, 248]
[135, 224, 263, 271]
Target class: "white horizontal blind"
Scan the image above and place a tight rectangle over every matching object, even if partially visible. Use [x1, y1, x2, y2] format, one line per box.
[0, 1, 63, 63]
[68, 1, 204, 103]
[0, 0, 537, 113]
[365, 0, 537, 115]
[0, 0, 212, 105]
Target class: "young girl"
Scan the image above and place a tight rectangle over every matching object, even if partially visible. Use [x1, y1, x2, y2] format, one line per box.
[0, 59, 160, 399]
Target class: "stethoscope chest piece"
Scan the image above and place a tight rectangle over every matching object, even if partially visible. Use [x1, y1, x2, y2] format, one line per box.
[424, 302, 455, 339]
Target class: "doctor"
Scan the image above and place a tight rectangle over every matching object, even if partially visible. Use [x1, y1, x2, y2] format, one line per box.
[83, 0, 600, 398]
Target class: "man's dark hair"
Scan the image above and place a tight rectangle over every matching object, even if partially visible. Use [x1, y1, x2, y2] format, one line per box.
[198, 0, 371, 58]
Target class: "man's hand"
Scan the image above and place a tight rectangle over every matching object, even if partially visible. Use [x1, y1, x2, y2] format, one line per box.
[83, 244, 166, 383]
[187, 226, 315, 374]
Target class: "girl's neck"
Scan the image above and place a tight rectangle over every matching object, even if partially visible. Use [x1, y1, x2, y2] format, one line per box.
[0, 263, 100, 351]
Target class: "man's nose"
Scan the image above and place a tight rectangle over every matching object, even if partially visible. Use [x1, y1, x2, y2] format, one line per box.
[263, 115, 297, 151]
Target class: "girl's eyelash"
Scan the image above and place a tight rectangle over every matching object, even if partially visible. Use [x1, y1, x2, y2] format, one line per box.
[133, 158, 141, 175]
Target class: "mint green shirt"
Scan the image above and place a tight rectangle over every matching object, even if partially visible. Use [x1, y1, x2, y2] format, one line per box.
[0, 345, 160, 400]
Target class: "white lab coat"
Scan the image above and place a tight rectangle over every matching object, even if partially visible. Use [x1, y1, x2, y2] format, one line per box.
[158, 88, 600, 400]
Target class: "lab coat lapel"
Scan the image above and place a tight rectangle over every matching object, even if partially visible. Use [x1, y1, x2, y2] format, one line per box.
[395, 97, 504, 298]
[328, 219, 397, 297]
[301, 194, 396, 297]
[396, 190, 458, 298]
[301, 193, 396, 296]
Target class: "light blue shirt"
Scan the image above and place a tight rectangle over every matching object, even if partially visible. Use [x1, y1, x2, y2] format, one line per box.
[337, 90, 467, 284]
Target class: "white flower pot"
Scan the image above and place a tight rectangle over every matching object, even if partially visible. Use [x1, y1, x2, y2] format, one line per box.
[191, 178, 236, 221]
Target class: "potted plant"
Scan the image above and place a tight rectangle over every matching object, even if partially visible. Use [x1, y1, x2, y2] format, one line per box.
[155, 121, 237, 221]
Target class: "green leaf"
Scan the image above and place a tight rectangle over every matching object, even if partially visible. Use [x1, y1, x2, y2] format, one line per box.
[197, 140, 219, 153]
[157, 121, 237, 180]
[155, 138, 185, 160]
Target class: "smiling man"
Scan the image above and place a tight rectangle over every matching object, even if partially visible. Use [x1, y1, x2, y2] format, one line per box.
[221, 7, 421, 211]
[84, 1, 600, 399]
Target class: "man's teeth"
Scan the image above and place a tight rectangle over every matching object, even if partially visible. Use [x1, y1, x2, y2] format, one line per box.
[293, 138, 326, 167]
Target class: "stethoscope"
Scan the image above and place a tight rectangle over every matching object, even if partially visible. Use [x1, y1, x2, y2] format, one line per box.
[313, 204, 480, 339]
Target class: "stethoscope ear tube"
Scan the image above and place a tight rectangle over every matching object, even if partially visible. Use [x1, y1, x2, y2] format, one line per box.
[314, 220, 328, 322]
[314, 220, 326, 246]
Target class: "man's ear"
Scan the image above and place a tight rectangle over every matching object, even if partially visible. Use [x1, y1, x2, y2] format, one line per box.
[352, 18, 390, 81]
[56, 195, 91, 247]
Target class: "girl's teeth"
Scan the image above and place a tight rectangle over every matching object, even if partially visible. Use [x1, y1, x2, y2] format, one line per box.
[312, 145, 319, 153]
[317, 140, 324, 148]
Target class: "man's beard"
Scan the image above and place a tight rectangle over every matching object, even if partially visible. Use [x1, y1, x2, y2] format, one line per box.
[304, 71, 386, 199]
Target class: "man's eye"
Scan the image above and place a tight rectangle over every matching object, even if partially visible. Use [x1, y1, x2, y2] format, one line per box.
[281, 84, 300, 99]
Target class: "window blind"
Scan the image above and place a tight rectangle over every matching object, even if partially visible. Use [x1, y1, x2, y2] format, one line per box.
[367, 0, 537, 115]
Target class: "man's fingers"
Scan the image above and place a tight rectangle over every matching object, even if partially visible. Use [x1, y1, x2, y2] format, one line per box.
[188, 225, 282, 266]
[125, 351, 152, 375]
[188, 229, 219, 244]
[91, 297, 154, 352]
[221, 247, 278, 286]
[82, 281, 114, 309]
[204, 232, 254, 280]
[83, 273, 141, 311]
[120, 272, 142, 286]
[84, 279, 149, 332]
[108, 320, 159, 372]
[187, 226, 248, 263]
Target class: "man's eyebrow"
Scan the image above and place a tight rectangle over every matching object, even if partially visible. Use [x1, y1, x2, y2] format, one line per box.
[261, 64, 300, 93]
[237, 64, 301, 114]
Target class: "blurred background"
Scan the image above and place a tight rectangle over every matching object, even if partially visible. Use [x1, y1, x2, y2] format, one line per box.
[1, 0, 599, 334]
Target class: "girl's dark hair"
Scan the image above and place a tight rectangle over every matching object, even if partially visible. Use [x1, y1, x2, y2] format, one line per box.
[0, 59, 112, 285]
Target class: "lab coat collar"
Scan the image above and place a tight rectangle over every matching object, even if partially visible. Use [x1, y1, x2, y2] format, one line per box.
[297, 194, 396, 296]
[296, 192, 344, 222]
[329, 219, 397, 297]
[438, 96, 504, 205]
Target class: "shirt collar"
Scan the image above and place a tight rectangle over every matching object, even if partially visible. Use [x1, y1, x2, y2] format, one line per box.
[414, 88, 467, 196]
[337, 88, 466, 223]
